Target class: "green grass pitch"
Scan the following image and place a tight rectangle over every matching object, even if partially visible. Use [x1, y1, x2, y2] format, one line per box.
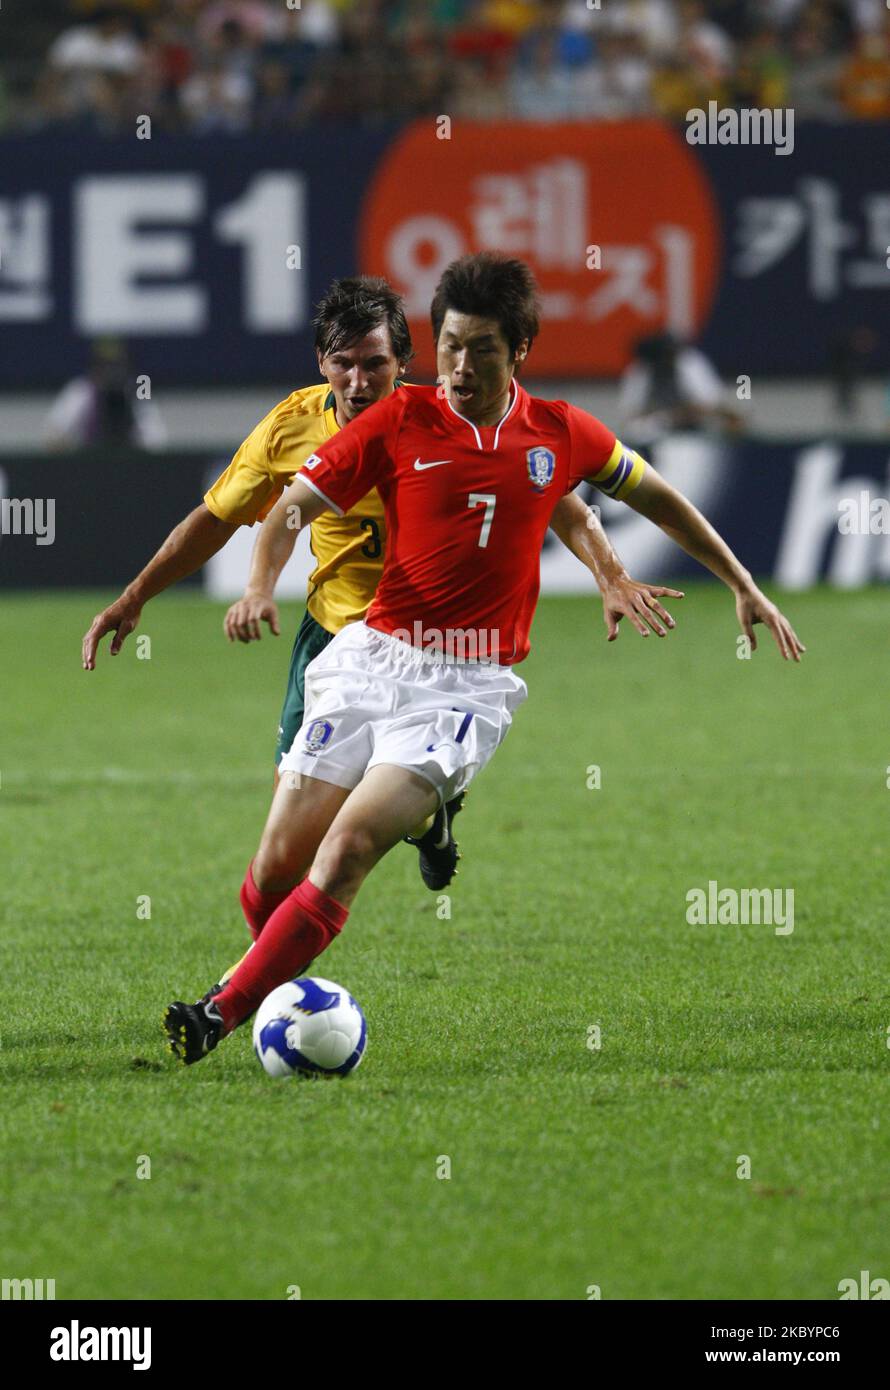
[1, 585, 887, 1300]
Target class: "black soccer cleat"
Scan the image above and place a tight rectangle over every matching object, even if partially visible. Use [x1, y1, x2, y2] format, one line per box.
[163, 998, 223, 1066]
[405, 792, 465, 891]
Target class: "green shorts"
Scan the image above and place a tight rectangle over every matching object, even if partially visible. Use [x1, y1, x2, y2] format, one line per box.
[275, 608, 337, 766]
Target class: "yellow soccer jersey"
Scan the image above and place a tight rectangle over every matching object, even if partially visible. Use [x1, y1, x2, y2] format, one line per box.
[204, 383, 386, 633]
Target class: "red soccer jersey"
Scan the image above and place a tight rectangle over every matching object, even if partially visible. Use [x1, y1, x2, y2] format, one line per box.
[299, 381, 633, 665]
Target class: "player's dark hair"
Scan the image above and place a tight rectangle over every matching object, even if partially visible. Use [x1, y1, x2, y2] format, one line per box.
[313, 276, 414, 368]
[430, 253, 541, 357]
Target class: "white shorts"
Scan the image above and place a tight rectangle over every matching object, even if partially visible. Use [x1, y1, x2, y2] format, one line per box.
[279, 621, 528, 806]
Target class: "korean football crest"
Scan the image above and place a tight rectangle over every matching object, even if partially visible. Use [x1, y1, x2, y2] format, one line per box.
[303, 718, 334, 753]
[526, 446, 556, 490]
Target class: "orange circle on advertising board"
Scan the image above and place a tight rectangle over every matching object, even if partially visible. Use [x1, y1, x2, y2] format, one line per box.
[359, 120, 721, 377]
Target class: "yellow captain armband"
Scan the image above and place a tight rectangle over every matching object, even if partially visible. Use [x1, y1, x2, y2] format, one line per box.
[591, 439, 648, 499]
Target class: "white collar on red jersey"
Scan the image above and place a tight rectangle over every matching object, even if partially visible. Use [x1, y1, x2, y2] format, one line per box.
[445, 377, 519, 451]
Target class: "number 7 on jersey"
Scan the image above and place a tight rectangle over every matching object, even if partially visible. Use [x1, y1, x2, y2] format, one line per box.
[468, 492, 496, 548]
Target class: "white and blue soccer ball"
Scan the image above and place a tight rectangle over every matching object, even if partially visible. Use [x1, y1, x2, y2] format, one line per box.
[253, 976, 367, 1079]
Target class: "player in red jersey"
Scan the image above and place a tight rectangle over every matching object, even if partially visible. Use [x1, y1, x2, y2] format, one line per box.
[164, 253, 803, 1064]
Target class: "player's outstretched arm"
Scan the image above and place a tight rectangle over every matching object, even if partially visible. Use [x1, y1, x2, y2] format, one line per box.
[224, 478, 331, 644]
[550, 492, 684, 640]
[619, 465, 805, 661]
[82, 504, 239, 669]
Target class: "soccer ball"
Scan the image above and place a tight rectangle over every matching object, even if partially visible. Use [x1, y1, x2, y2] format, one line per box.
[253, 976, 367, 1079]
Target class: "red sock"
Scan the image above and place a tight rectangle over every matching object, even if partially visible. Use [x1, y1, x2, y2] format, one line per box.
[215, 878, 348, 1032]
[239, 859, 292, 942]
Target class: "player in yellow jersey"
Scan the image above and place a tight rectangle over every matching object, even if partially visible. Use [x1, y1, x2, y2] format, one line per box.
[82, 276, 683, 898]
[205, 372, 390, 773]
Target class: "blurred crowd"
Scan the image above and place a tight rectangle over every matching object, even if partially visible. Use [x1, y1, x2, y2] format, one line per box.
[4, 0, 890, 135]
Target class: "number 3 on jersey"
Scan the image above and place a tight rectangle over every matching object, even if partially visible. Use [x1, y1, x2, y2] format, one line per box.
[468, 492, 496, 548]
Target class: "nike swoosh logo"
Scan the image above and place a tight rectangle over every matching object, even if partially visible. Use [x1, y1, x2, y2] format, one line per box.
[413, 458, 453, 471]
